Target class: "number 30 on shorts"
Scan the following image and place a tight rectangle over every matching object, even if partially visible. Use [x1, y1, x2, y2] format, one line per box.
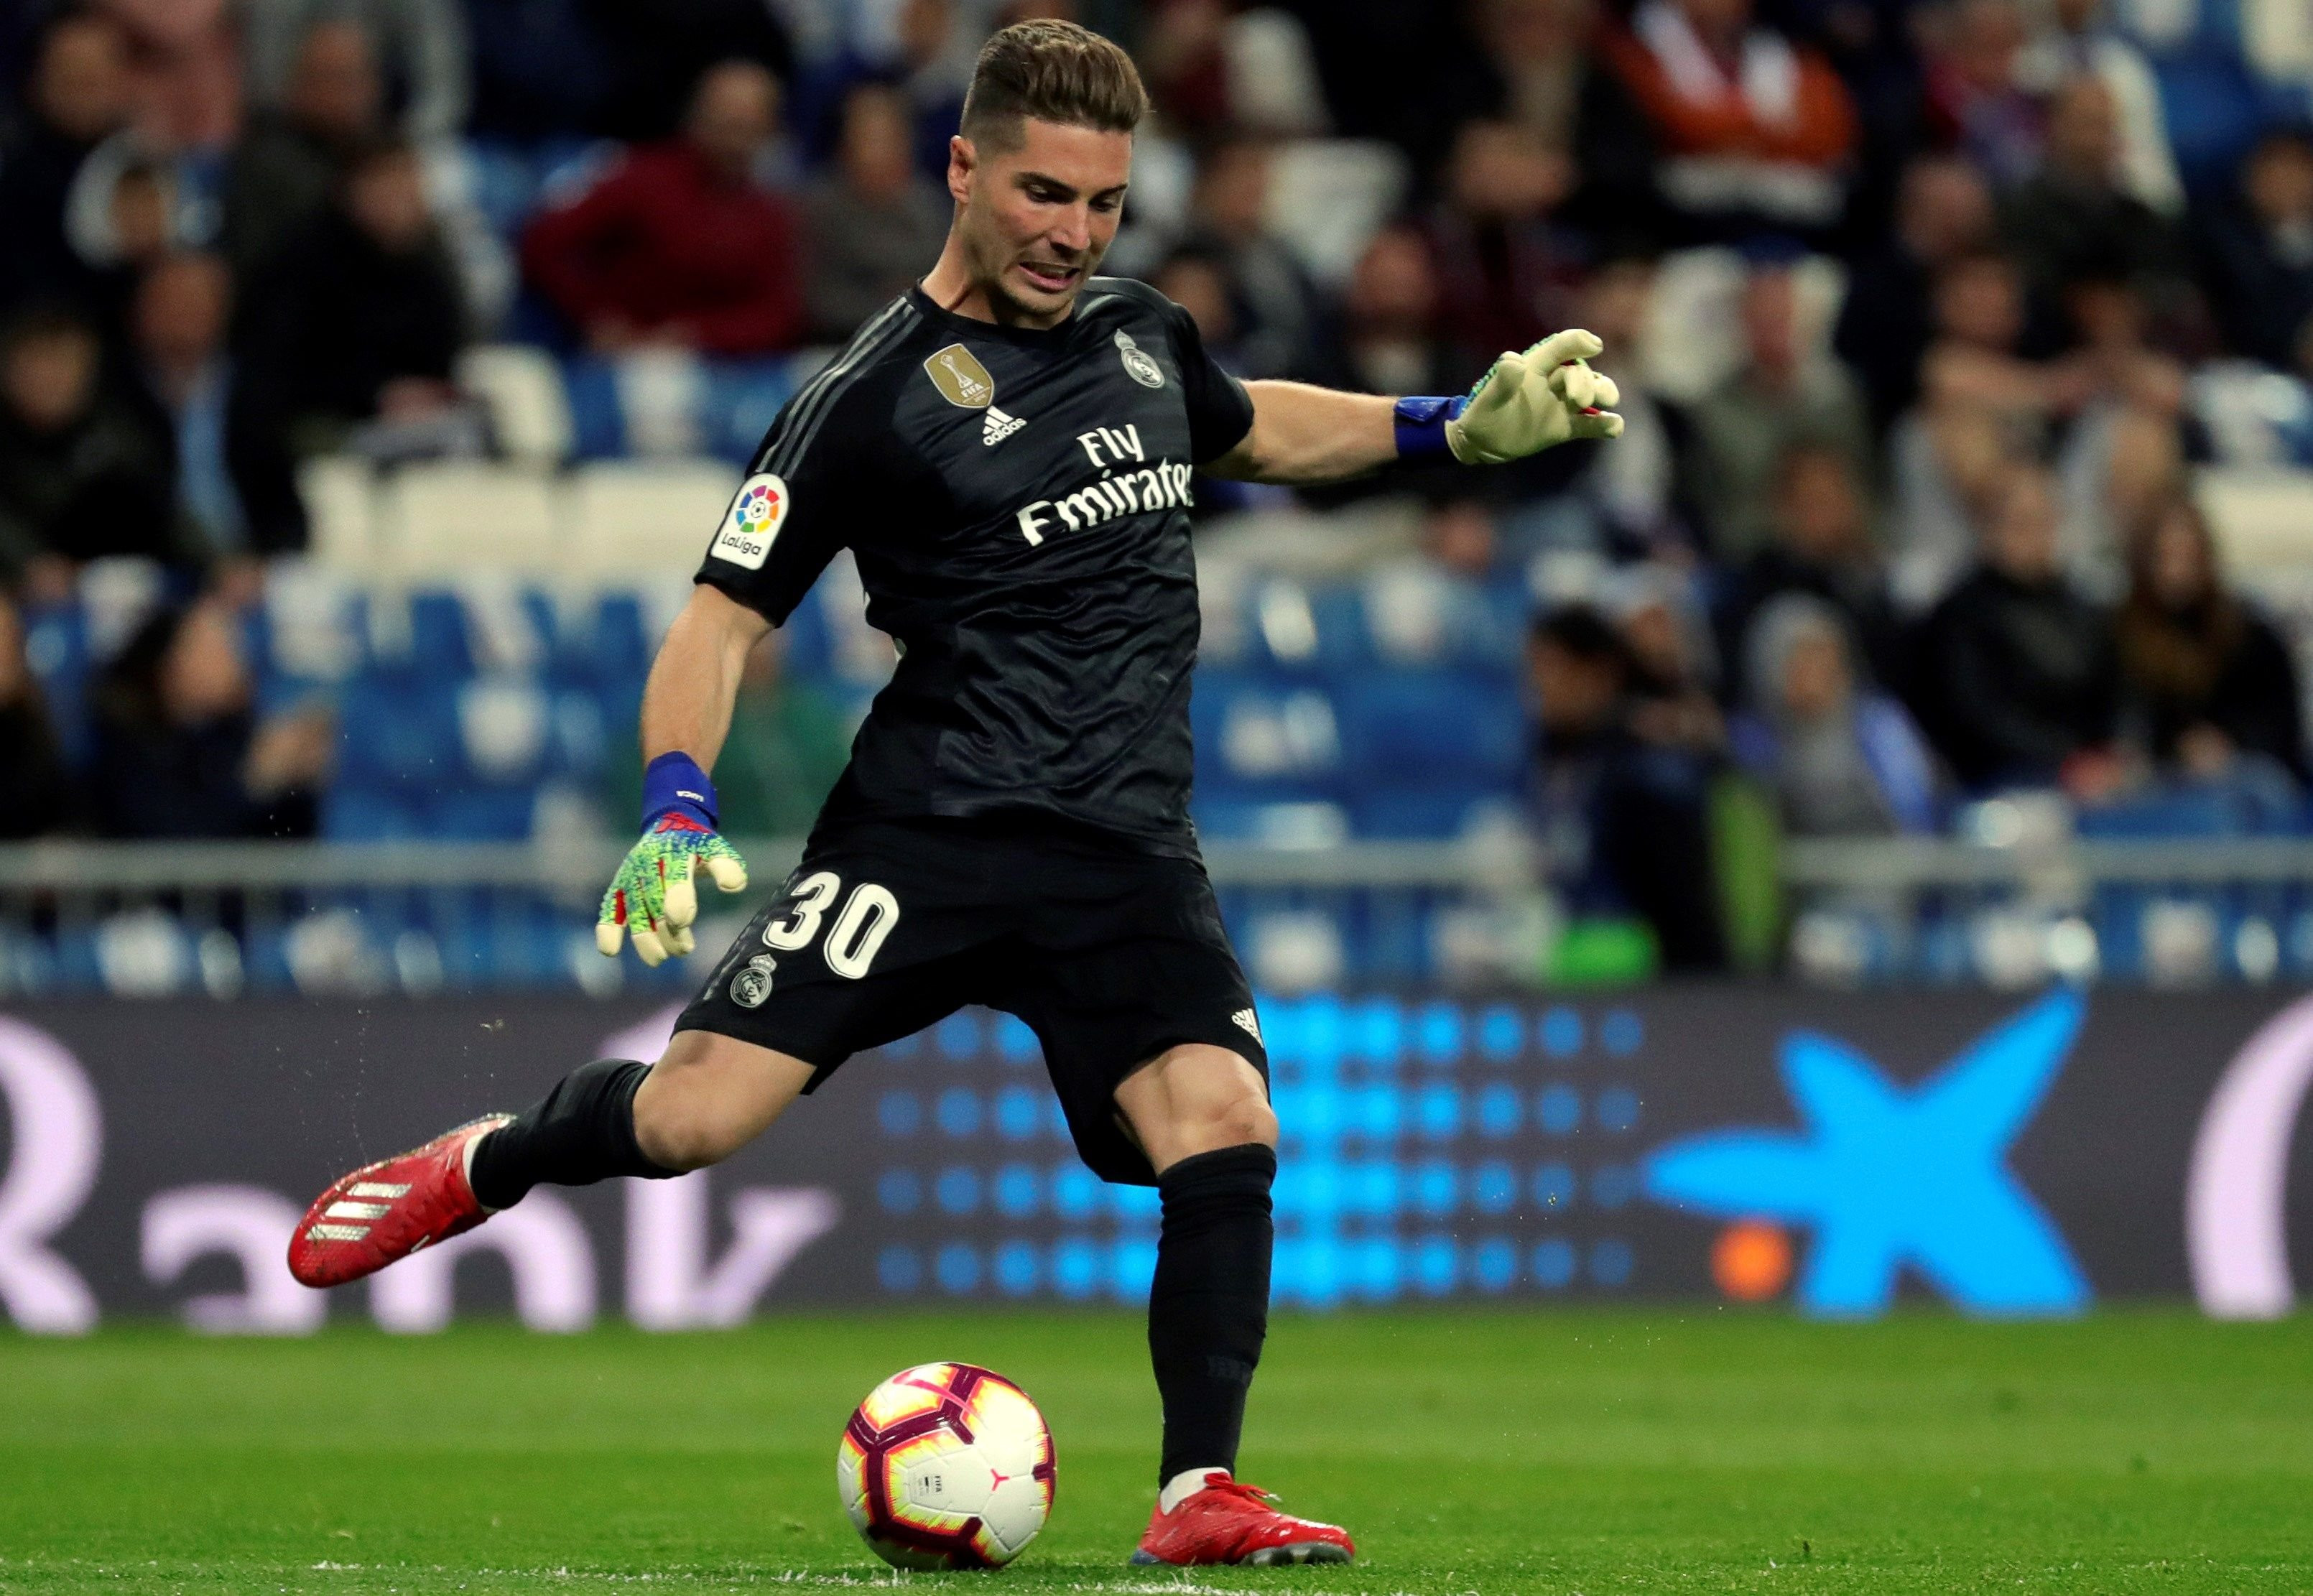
[760, 871, 901, 978]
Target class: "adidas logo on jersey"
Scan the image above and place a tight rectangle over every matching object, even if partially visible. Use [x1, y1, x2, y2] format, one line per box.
[1232, 1008, 1263, 1046]
[982, 406, 1026, 446]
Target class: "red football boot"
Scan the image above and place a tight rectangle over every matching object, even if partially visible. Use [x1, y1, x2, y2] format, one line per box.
[287, 1115, 512, 1289]
[1130, 1475, 1355, 1567]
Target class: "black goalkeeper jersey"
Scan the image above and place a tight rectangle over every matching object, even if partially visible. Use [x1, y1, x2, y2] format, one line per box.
[695, 279, 1256, 858]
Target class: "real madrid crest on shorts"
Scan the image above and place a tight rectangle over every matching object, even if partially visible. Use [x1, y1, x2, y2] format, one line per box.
[730, 952, 777, 1008]
[1115, 329, 1165, 389]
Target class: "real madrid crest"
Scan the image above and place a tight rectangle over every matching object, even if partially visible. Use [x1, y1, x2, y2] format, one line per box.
[1116, 329, 1165, 389]
[729, 952, 777, 1008]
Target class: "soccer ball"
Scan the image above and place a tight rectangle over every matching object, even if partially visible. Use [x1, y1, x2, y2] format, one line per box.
[836, 1362, 1056, 1569]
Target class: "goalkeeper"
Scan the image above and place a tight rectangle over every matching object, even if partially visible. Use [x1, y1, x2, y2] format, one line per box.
[589, 322, 1620, 965]
[289, 16, 1621, 1572]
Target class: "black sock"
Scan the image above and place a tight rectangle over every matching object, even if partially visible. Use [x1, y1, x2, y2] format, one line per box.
[1147, 1142, 1276, 1488]
[466, 1058, 680, 1210]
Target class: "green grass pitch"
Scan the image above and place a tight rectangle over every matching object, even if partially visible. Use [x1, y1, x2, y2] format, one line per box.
[3, 1309, 2311, 1593]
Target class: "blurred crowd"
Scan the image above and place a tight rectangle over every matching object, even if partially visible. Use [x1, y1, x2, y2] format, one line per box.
[5, 0, 2313, 977]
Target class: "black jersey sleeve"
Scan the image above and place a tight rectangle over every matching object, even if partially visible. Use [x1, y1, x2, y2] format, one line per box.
[1149, 289, 1256, 464]
[695, 356, 893, 625]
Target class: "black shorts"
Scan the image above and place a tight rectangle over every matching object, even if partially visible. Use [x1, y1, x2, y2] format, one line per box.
[675, 817, 1268, 1185]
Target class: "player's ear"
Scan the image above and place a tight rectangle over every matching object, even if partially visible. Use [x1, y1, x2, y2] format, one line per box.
[947, 134, 975, 206]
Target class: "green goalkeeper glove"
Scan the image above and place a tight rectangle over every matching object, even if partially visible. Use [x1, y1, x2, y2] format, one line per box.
[596, 753, 749, 966]
[1396, 328, 1625, 465]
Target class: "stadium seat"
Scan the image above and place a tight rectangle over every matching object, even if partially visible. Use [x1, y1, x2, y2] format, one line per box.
[2197, 465, 2313, 570]
[1190, 669, 1346, 792]
[568, 459, 741, 578]
[1261, 139, 1409, 286]
[379, 463, 559, 578]
[1337, 669, 1526, 786]
[458, 345, 575, 465]
[297, 455, 377, 570]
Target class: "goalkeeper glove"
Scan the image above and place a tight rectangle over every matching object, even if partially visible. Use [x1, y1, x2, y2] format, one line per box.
[1394, 328, 1625, 465]
[595, 751, 748, 966]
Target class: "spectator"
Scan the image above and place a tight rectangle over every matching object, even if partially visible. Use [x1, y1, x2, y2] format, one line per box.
[1886, 401, 2016, 612]
[89, 596, 330, 839]
[2001, 74, 2189, 310]
[2115, 497, 2306, 787]
[2198, 129, 2313, 371]
[1607, 563, 1728, 758]
[803, 83, 948, 342]
[1562, 252, 1697, 551]
[0, 590, 75, 839]
[522, 60, 805, 356]
[1151, 249, 1242, 369]
[221, 19, 384, 279]
[235, 138, 467, 550]
[1603, 0, 1857, 241]
[1912, 463, 2121, 793]
[238, 0, 470, 142]
[1425, 119, 1580, 368]
[93, 0, 241, 152]
[130, 254, 249, 559]
[1179, 136, 1325, 381]
[1730, 593, 1939, 835]
[593, 0, 792, 143]
[463, 0, 623, 141]
[2014, 0, 2182, 216]
[1473, 0, 1661, 246]
[1321, 225, 1464, 399]
[1714, 443, 1906, 702]
[610, 628, 851, 837]
[0, 12, 132, 316]
[62, 149, 189, 346]
[1911, 251, 2064, 432]
[0, 306, 180, 587]
[1528, 604, 1729, 970]
[1835, 154, 1998, 432]
[1684, 261, 1872, 560]
[1923, 0, 2040, 190]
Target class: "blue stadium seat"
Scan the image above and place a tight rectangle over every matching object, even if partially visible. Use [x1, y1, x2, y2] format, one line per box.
[560, 355, 627, 458]
[426, 789, 539, 840]
[19, 599, 93, 769]
[1349, 785, 1511, 840]
[402, 591, 477, 680]
[1336, 669, 1526, 786]
[322, 787, 426, 841]
[335, 676, 464, 793]
[1190, 669, 1346, 797]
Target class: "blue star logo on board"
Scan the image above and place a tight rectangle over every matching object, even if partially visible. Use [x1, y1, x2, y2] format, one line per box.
[1643, 989, 2092, 1319]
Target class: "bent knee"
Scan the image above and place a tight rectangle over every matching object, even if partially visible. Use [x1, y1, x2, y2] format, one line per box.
[631, 1092, 746, 1172]
[1180, 1088, 1279, 1154]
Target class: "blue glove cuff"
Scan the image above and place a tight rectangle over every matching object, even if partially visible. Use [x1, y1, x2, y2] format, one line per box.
[641, 751, 719, 831]
[1393, 394, 1468, 460]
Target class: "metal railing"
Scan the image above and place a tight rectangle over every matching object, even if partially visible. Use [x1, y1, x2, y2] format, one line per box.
[5, 834, 2313, 996]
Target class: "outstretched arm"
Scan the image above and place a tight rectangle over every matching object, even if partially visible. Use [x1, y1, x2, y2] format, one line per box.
[1205, 329, 1625, 486]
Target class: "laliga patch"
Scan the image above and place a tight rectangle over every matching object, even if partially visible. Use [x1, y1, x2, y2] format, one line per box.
[1116, 329, 1165, 389]
[730, 952, 777, 1008]
[924, 343, 996, 408]
[713, 473, 787, 570]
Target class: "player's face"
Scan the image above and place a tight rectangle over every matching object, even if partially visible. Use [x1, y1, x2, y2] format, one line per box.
[950, 119, 1131, 326]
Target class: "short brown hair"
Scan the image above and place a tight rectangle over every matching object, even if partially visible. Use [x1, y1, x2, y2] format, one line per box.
[959, 20, 1148, 151]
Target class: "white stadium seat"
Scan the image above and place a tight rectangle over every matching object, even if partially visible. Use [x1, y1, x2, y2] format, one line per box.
[379, 461, 559, 579]
[297, 455, 378, 571]
[567, 458, 741, 580]
[457, 344, 575, 465]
